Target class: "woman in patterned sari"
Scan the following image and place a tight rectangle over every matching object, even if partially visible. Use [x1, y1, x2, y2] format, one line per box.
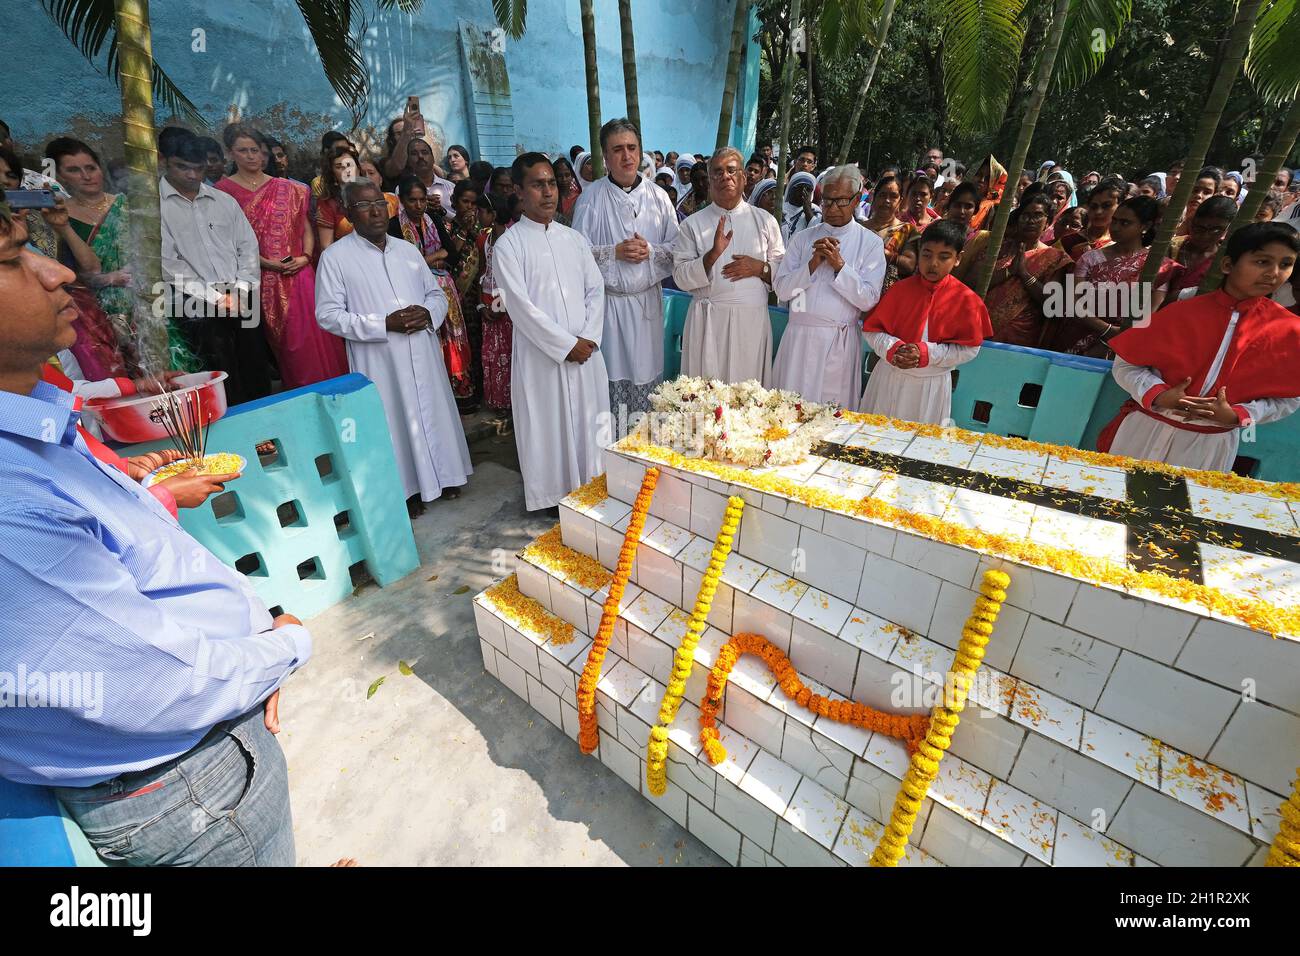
[445, 178, 485, 409]
[388, 174, 475, 408]
[476, 194, 513, 416]
[216, 125, 346, 388]
[969, 193, 1072, 347]
[1042, 195, 1176, 357]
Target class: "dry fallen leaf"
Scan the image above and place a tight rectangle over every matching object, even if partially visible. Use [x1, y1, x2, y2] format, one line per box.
[427, 573, 439, 582]
[453, 585, 471, 595]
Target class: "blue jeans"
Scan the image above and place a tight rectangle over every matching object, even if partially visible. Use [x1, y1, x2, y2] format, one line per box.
[53, 707, 295, 866]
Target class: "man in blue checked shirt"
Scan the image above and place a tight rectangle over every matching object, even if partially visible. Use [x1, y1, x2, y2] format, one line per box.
[0, 195, 318, 866]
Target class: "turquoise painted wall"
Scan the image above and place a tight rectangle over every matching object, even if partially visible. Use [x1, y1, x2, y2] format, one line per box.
[4, 1, 759, 167]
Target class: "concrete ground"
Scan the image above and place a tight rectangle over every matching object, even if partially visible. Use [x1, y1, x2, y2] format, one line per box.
[278, 425, 720, 866]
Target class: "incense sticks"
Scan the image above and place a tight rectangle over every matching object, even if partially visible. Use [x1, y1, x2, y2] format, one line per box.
[149, 386, 208, 463]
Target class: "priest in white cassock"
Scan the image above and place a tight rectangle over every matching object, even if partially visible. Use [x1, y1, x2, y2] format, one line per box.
[316, 180, 472, 516]
[573, 118, 679, 435]
[494, 152, 611, 515]
[673, 147, 785, 385]
[771, 165, 885, 408]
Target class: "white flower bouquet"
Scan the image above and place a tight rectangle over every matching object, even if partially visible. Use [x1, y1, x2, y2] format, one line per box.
[641, 375, 840, 468]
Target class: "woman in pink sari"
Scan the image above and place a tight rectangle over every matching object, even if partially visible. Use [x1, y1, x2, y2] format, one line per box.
[215, 125, 347, 389]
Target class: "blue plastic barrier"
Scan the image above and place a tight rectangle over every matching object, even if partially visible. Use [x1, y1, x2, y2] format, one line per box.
[123, 373, 420, 620]
[661, 291, 1299, 481]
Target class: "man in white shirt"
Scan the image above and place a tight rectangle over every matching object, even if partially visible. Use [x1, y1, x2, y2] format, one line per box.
[573, 118, 678, 436]
[673, 147, 785, 385]
[315, 180, 472, 515]
[772, 165, 885, 407]
[494, 153, 610, 516]
[159, 133, 269, 403]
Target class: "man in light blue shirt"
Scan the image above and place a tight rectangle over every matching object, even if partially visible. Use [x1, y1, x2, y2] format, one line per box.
[0, 197, 311, 865]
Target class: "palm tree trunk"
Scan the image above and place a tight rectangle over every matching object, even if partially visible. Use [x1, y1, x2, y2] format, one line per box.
[773, 0, 803, 215]
[618, 0, 641, 135]
[835, 0, 897, 165]
[806, 18, 815, 148]
[113, 0, 168, 371]
[1199, 95, 1300, 293]
[580, 0, 605, 178]
[716, 0, 751, 150]
[1139, 0, 1264, 290]
[974, 0, 1072, 298]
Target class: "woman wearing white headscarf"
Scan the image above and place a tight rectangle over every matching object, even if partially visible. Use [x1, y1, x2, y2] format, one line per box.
[654, 166, 680, 201]
[674, 154, 695, 197]
[574, 150, 594, 184]
[748, 178, 778, 216]
[639, 152, 655, 180]
[782, 170, 820, 241]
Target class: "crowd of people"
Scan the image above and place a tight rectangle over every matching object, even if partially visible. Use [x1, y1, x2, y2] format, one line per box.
[3, 110, 1300, 507]
[3, 102, 1300, 868]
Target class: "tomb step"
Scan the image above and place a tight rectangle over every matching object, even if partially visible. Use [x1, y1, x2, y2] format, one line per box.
[507, 546, 1159, 867]
[550, 493, 1281, 861]
[473, 584, 943, 867]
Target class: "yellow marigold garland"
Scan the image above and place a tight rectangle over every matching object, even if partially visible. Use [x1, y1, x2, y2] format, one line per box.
[1266, 769, 1300, 867]
[616, 436, 1300, 637]
[867, 568, 1011, 866]
[697, 632, 931, 766]
[576, 467, 659, 754]
[645, 496, 745, 796]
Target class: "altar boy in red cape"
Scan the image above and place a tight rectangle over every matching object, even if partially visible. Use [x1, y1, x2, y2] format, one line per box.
[859, 220, 992, 424]
[1099, 222, 1300, 471]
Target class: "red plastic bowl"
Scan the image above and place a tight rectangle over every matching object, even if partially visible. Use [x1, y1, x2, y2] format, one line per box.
[87, 371, 230, 444]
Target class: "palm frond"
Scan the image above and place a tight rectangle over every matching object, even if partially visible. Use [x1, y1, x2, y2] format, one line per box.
[294, 0, 370, 115]
[1246, 0, 1300, 104]
[1050, 0, 1132, 91]
[491, 0, 528, 39]
[817, 0, 879, 61]
[44, 0, 205, 127]
[943, 0, 1029, 131]
[377, 0, 426, 12]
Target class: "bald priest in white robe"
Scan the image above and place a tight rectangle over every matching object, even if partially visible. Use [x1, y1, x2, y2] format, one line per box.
[316, 181, 472, 513]
[572, 118, 679, 433]
[494, 153, 611, 514]
[673, 148, 785, 385]
[771, 165, 885, 408]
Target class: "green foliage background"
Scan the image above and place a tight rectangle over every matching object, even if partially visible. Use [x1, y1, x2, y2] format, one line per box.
[754, 0, 1294, 181]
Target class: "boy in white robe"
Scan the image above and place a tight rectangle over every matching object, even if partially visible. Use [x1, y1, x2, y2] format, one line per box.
[494, 153, 611, 514]
[315, 181, 472, 516]
[673, 148, 785, 385]
[772, 165, 885, 407]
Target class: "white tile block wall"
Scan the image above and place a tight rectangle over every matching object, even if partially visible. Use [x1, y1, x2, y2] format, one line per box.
[1008, 733, 1134, 824]
[713, 779, 778, 851]
[1010, 616, 1120, 709]
[921, 804, 1026, 867]
[928, 581, 1028, 671]
[1106, 783, 1256, 867]
[790, 617, 860, 699]
[947, 707, 1026, 781]
[856, 554, 941, 635]
[687, 796, 742, 864]
[1176, 619, 1300, 713]
[1064, 585, 1196, 665]
[794, 527, 868, 603]
[737, 507, 802, 574]
[1095, 652, 1239, 758]
[978, 557, 1078, 624]
[1207, 701, 1300, 796]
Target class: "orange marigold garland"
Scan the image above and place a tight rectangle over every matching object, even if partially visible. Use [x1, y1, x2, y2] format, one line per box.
[645, 495, 745, 796]
[576, 467, 660, 754]
[1266, 769, 1300, 867]
[697, 632, 931, 767]
[867, 568, 1010, 866]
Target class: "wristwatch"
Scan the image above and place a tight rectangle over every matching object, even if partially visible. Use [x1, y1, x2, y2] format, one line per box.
[761, 262, 772, 283]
